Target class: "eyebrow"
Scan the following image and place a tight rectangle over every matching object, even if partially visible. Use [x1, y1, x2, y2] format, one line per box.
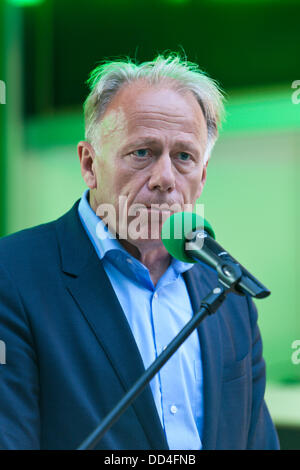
[122, 137, 200, 154]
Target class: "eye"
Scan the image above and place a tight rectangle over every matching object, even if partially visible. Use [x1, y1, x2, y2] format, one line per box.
[133, 149, 150, 158]
[178, 152, 191, 161]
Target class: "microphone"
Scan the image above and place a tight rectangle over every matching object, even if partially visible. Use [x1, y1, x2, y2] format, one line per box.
[161, 211, 270, 299]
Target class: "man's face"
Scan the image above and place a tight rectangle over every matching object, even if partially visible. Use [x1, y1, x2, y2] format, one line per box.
[81, 81, 208, 244]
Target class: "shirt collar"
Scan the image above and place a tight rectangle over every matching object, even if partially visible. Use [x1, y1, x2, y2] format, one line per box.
[78, 189, 128, 260]
[78, 189, 194, 276]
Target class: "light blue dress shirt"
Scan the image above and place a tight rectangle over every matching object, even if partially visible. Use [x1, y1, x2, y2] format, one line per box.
[78, 189, 204, 450]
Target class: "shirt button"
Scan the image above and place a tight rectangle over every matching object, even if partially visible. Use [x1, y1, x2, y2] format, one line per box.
[153, 292, 158, 299]
[126, 258, 133, 264]
[170, 405, 178, 415]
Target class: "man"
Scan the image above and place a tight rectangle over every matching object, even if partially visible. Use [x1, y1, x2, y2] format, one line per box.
[0, 54, 279, 450]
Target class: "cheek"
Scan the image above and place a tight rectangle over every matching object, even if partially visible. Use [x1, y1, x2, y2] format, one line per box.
[114, 165, 145, 196]
[179, 169, 205, 202]
[94, 159, 117, 203]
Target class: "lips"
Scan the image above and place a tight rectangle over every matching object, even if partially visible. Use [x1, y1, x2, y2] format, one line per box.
[133, 202, 181, 210]
[146, 207, 172, 212]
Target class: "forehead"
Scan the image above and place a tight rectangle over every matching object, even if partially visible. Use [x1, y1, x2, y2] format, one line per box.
[99, 81, 207, 142]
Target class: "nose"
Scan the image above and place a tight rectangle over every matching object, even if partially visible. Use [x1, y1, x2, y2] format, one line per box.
[148, 154, 176, 193]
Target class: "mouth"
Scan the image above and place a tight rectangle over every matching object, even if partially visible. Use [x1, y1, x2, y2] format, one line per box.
[146, 206, 172, 212]
[132, 203, 179, 213]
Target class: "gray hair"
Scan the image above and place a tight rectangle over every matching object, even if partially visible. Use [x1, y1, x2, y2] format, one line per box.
[84, 53, 225, 163]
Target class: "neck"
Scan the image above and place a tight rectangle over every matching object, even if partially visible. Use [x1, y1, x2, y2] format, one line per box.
[119, 238, 171, 286]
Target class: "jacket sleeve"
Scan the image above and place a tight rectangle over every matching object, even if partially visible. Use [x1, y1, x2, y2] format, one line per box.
[246, 295, 280, 449]
[0, 263, 40, 449]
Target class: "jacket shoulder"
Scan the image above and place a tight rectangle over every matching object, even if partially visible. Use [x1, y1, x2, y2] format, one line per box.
[0, 200, 79, 272]
[0, 220, 56, 260]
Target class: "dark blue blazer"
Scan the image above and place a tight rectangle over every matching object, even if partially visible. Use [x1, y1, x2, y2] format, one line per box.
[0, 200, 279, 449]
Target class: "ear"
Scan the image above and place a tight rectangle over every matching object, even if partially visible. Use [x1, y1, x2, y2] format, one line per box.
[77, 141, 97, 189]
[196, 159, 209, 199]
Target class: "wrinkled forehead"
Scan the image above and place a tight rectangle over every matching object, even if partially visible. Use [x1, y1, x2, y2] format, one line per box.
[98, 82, 207, 143]
[99, 107, 127, 139]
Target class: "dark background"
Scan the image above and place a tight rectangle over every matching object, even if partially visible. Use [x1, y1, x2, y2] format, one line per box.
[22, 0, 300, 116]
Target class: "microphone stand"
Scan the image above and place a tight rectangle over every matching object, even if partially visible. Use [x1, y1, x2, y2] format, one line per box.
[77, 258, 246, 450]
[77, 260, 244, 450]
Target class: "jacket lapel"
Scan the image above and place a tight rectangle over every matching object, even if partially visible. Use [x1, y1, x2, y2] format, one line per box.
[55, 200, 223, 450]
[183, 266, 223, 450]
[55, 200, 169, 450]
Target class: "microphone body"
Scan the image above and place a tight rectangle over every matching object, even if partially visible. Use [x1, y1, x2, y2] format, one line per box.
[161, 212, 270, 299]
[185, 229, 270, 298]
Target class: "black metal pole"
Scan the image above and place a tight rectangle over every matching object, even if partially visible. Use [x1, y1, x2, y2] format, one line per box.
[77, 284, 228, 450]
